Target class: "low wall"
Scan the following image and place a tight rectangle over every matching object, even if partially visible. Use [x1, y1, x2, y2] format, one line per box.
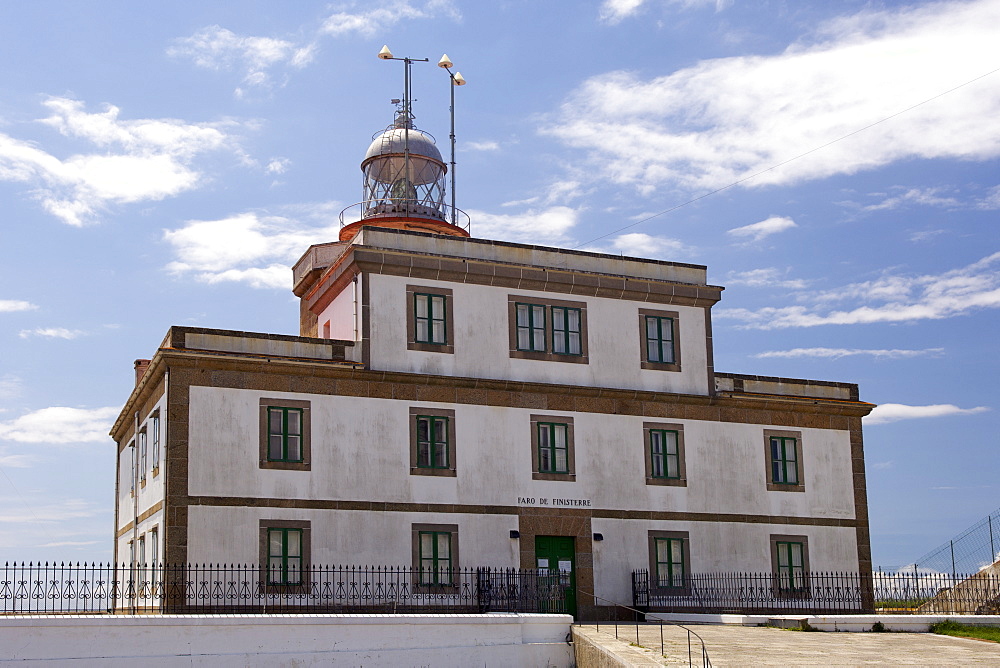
[648, 612, 1000, 632]
[0, 613, 574, 667]
[572, 626, 663, 668]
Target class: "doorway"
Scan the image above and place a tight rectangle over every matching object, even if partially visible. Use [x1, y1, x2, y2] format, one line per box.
[535, 535, 577, 617]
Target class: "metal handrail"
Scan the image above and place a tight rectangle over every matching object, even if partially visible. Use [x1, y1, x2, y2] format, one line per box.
[577, 588, 712, 668]
[338, 201, 471, 231]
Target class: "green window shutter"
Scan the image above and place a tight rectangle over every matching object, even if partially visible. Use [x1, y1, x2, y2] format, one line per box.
[416, 416, 449, 468]
[770, 437, 798, 485]
[516, 303, 547, 351]
[418, 531, 453, 585]
[646, 316, 675, 364]
[650, 430, 680, 479]
[267, 528, 303, 585]
[655, 537, 686, 588]
[415, 293, 447, 344]
[538, 422, 569, 473]
[552, 306, 582, 355]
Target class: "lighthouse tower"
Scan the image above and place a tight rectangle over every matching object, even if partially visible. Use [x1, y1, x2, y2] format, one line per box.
[338, 55, 470, 241]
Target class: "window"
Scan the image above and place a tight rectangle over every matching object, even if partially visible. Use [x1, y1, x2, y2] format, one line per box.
[639, 309, 681, 372]
[644, 423, 686, 486]
[551, 306, 582, 355]
[138, 429, 147, 483]
[530, 415, 575, 481]
[648, 531, 690, 593]
[537, 423, 569, 473]
[138, 535, 146, 566]
[406, 285, 454, 354]
[412, 523, 458, 588]
[409, 407, 456, 477]
[150, 413, 160, 472]
[128, 441, 135, 494]
[764, 430, 805, 492]
[149, 527, 158, 565]
[259, 399, 311, 471]
[771, 535, 810, 595]
[508, 296, 589, 363]
[516, 303, 547, 352]
[259, 520, 310, 590]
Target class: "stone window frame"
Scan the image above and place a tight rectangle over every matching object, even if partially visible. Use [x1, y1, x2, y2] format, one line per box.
[764, 429, 805, 492]
[529, 414, 576, 482]
[639, 308, 682, 372]
[259, 398, 312, 471]
[770, 534, 811, 597]
[411, 523, 460, 592]
[406, 285, 455, 354]
[647, 530, 691, 595]
[643, 422, 687, 487]
[409, 407, 457, 477]
[508, 295, 589, 364]
[259, 519, 311, 594]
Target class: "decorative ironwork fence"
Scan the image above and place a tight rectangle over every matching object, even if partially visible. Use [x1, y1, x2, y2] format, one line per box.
[632, 570, 1000, 615]
[1, 563, 567, 615]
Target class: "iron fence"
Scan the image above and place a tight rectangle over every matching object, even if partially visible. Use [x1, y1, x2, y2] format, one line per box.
[1, 562, 567, 615]
[633, 569, 1000, 614]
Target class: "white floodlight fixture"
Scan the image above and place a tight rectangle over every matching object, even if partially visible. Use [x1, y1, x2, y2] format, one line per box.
[378, 45, 394, 60]
[453, 71, 466, 86]
[438, 54, 453, 69]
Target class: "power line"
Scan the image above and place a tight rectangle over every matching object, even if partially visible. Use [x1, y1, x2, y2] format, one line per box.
[575, 65, 1000, 249]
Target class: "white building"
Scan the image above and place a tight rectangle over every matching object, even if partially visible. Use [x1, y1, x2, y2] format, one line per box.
[111, 102, 875, 619]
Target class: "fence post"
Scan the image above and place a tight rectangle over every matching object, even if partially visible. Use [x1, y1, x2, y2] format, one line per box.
[990, 515, 996, 564]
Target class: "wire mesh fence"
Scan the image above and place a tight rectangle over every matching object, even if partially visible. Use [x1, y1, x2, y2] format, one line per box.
[633, 569, 1000, 614]
[1, 563, 568, 615]
[911, 507, 1000, 576]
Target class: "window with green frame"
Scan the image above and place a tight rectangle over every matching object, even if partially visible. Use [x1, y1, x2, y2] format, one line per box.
[267, 528, 303, 585]
[654, 537, 686, 588]
[416, 415, 449, 468]
[645, 315, 675, 364]
[551, 306, 582, 355]
[649, 429, 680, 479]
[414, 293, 447, 345]
[770, 436, 798, 485]
[775, 540, 806, 591]
[267, 407, 304, 462]
[515, 303, 547, 351]
[418, 531, 453, 586]
[537, 422, 570, 474]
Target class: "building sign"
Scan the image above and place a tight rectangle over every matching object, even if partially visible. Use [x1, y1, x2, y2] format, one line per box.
[517, 496, 592, 507]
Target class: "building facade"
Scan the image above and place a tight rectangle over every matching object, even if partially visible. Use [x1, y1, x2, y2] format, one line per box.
[111, 108, 875, 619]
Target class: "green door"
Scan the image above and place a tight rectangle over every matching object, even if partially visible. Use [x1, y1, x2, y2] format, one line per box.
[535, 535, 576, 617]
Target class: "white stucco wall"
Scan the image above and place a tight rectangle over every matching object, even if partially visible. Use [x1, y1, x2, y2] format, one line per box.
[116, 396, 167, 565]
[317, 277, 358, 342]
[187, 386, 855, 519]
[0, 614, 574, 667]
[364, 274, 711, 394]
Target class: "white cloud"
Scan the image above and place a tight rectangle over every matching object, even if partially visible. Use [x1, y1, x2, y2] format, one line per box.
[0, 407, 119, 444]
[466, 140, 500, 151]
[164, 211, 342, 289]
[0, 97, 245, 225]
[0, 375, 22, 400]
[551, 0, 1000, 191]
[753, 347, 944, 360]
[168, 25, 315, 96]
[266, 158, 290, 174]
[977, 185, 1000, 210]
[19, 327, 85, 340]
[717, 252, 1000, 329]
[321, 0, 460, 37]
[909, 229, 947, 243]
[865, 403, 990, 425]
[0, 299, 37, 312]
[599, 0, 724, 24]
[725, 268, 808, 290]
[599, 232, 691, 260]
[727, 216, 797, 242]
[863, 187, 959, 212]
[0, 498, 104, 524]
[465, 206, 581, 245]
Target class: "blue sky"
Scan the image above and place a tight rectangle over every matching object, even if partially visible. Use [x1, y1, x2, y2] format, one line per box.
[0, 0, 997, 569]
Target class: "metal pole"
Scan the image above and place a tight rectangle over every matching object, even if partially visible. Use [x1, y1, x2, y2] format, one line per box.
[448, 71, 457, 226]
[403, 57, 411, 215]
[990, 515, 996, 563]
[950, 540, 956, 580]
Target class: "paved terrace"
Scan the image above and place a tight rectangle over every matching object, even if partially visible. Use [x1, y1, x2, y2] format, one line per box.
[574, 623, 1000, 666]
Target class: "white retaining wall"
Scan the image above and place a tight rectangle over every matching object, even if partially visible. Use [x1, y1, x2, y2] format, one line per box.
[0, 613, 574, 667]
